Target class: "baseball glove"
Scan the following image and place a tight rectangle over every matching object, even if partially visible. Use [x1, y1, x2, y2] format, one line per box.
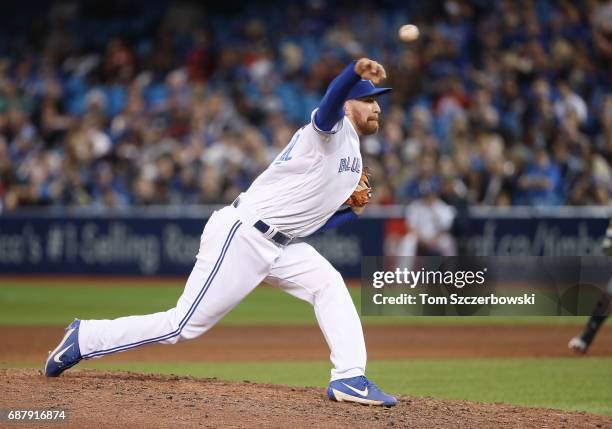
[345, 167, 372, 207]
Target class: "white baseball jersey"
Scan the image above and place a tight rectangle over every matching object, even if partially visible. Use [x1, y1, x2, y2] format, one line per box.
[239, 110, 362, 238]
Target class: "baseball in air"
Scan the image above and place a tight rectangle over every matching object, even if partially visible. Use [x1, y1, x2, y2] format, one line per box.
[398, 24, 419, 42]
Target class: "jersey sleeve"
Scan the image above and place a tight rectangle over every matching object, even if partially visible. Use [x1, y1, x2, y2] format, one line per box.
[311, 109, 344, 135]
[312, 207, 358, 234]
[312, 60, 360, 133]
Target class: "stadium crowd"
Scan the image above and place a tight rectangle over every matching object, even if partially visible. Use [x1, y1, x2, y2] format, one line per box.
[0, 0, 610, 212]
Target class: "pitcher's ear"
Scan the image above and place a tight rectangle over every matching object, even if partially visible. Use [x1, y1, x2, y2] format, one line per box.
[344, 100, 353, 116]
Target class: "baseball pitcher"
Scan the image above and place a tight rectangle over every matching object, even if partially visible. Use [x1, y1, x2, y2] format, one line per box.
[44, 58, 397, 406]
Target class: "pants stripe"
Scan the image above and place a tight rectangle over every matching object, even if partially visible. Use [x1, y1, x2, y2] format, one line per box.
[83, 220, 242, 359]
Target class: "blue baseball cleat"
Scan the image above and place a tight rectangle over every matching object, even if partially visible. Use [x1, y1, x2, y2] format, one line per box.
[44, 319, 82, 377]
[327, 375, 397, 407]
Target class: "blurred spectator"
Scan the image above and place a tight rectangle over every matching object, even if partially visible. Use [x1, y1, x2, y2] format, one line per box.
[516, 147, 563, 205]
[398, 179, 457, 266]
[554, 81, 587, 124]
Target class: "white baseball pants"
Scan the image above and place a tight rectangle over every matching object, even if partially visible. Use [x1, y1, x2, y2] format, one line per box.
[78, 204, 366, 381]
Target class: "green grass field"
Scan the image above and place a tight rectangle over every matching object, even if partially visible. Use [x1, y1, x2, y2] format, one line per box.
[1, 280, 611, 415]
[0, 282, 592, 326]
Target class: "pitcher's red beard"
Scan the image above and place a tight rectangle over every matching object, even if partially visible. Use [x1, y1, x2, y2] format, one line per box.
[362, 117, 379, 135]
[351, 112, 380, 136]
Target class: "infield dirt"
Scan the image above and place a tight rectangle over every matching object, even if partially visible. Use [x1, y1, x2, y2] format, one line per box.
[2, 324, 611, 364]
[2, 368, 611, 428]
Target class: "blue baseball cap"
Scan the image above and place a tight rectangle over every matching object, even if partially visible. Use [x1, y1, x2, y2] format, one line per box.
[347, 79, 392, 100]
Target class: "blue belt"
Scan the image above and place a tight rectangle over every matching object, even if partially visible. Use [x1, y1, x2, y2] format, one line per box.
[232, 198, 292, 246]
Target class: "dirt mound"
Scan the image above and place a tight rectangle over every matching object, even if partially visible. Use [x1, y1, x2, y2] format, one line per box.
[1, 369, 610, 428]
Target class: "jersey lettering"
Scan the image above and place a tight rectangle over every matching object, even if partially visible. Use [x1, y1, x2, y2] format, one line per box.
[338, 156, 361, 174]
[277, 131, 301, 163]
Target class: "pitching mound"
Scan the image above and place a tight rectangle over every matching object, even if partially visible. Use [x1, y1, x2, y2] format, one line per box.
[1, 369, 610, 428]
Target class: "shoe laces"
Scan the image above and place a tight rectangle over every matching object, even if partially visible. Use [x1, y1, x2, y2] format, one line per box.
[358, 375, 379, 390]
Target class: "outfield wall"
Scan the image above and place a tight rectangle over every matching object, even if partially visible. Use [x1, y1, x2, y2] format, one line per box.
[0, 206, 609, 277]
